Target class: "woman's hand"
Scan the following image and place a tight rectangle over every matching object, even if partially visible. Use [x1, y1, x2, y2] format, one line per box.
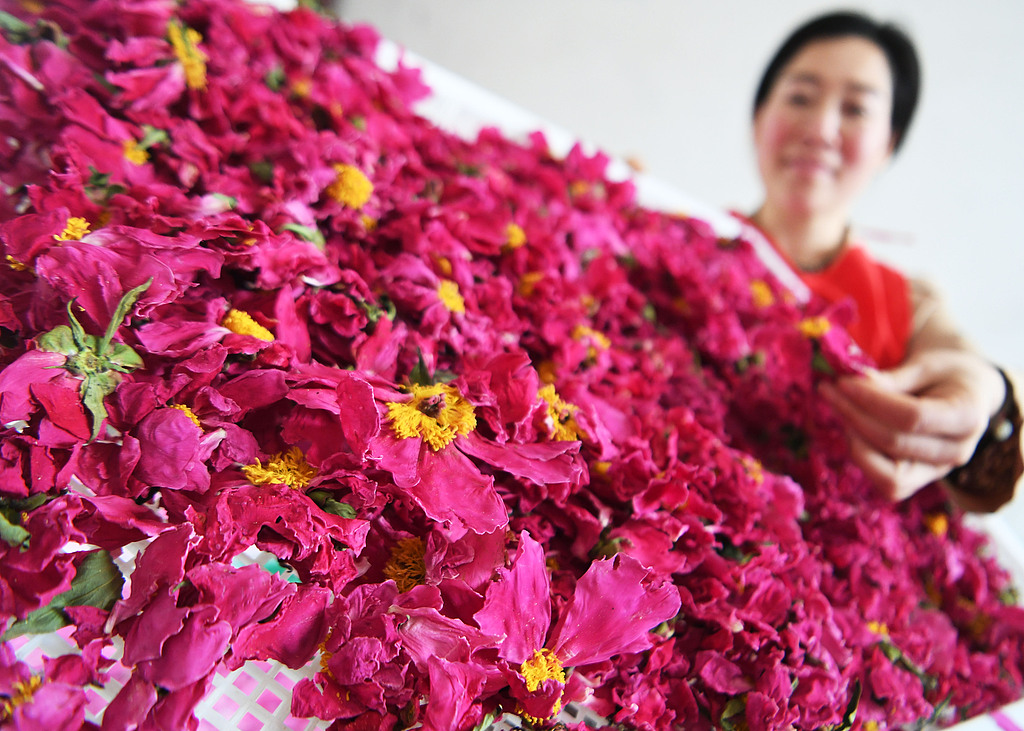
[819, 349, 1006, 501]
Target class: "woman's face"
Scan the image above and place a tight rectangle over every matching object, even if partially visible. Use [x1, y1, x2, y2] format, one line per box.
[753, 36, 895, 221]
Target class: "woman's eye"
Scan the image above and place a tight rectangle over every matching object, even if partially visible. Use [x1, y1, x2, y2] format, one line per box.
[843, 102, 867, 118]
[786, 93, 812, 106]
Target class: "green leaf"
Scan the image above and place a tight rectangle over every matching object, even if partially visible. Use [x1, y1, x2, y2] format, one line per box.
[280, 223, 325, 249]
[81, 374, 115, 442]
[210, 193, 238, 209]
[138, 125, 168, 151]
[1, 550, 124, 641]
[472, 712, 497, 731]
[719, 696, 747, 731]
[0, 510, 29, 548]
[308, 490, 357, 519]
[107, 342, 145, 370]
[0, 11, 32, 40]
[98, 278, 152, 356]
[36, 324, 78, 356]
[65, 299, 89, 351]
[265, 66, 286, 91]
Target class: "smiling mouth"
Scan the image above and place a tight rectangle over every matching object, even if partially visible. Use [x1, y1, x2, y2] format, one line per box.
[786, 158, 835, 177]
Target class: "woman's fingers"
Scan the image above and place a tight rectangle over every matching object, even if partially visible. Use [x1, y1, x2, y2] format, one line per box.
[845, 431, 953, 502]
[831, 371, 983, 439]
[820, 380, 979, 466]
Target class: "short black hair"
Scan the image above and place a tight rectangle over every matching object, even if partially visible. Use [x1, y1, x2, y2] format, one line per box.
[752, 10, 921, 153]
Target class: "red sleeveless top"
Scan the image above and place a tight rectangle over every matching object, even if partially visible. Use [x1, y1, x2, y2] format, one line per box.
[736, 215, 913, 369]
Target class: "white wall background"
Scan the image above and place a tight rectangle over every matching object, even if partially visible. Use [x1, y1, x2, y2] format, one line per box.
[333, 0, 1024, 377]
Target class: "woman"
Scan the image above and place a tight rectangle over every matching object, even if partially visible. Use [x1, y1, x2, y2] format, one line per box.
[737, 11, 1021, 511]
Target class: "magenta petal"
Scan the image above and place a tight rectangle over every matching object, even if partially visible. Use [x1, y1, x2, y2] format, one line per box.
[408, 446, 507, 538]
[458, 433, 581, 486]
[474, 532, 551, 665]
[138, 607, 232, 691]
[424, 657, 487, 731]
[397, 604, 499, 667]
[697, 651, 754, 694]
[548, 552, 681, 667]
[231, 586, 332, 669]
[101, 673, 158, 731]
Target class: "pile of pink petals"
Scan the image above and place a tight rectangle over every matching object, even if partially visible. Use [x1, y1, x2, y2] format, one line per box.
[0, 1, 1022, 729]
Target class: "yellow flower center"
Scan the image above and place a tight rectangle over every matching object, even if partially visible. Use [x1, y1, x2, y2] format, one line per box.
[504, 222, 527, 251]
[383, 536, 426, 593]
[750, 279, 774, 308]
[5, 254, 28, 271]
[571, 325, 610, 359]
[386, 383, 477, 451]
[867, 620, 889, 637]
[1, 675, 43, 722]
[741, 456, 764, 485]
[168, 20, 207, 91]
[360, 214, 378, 230]
[242, 447, 317, 489]
[437, 280, 465, 313]
[797, 316, 831, 339]
[433, 256, 453, 277]
[864, 722, 880, 731]
[539, 384, 582, 442]
[326, 163, 373, 209]
[518, 271, 544, 297]
[291, 78, 312, 98]
[168, 404, 201, 429]
[54, 217, 91, 241]
[123, 139, 149, 165]
[924, 513, 949, 538]
[221, 308, 274, 341]
[520, 648, 565, 719]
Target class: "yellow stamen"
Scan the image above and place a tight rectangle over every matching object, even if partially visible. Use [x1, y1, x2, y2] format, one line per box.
[568, 181, 589, 197]
[518, 271, 544, 297]
[242, 447, 317, 490]
[797, 316, 831, 339]
[572, 324, 610, 360]
[437, 279, 465, 314]
[520, 648, 565, 718]
[5, 254, 28, 271]
[291, 78, 312, 98]
[433, 256, 453, 277]
[535, 360, 557, 385]
[221, 308, 274, 341]
[386, 383, 477, 451]
[123, 139, 149, 165]
[168, 20, 207, 91]
[924, 513, 949, 538]
[18, 0, 44, 12]
[383, 536, 426, 593]
[168, 404, 201, 429]
[1, 675, 43, 721]
[593, 461, 611, 477]
[54, 217, 90, 241]
[326, 163, 373, 209]
[867, 621, 889, 637]
[360, 214, 378, 231]
[539, 384, 582, 442]
[741, 456, 764, 485]
[750, 279, 774, 308]
[864, 722, 880, 731]
[504, 222, 526, 251]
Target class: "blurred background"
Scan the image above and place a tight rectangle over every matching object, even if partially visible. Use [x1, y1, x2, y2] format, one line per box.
[331, 0, 1024, 379]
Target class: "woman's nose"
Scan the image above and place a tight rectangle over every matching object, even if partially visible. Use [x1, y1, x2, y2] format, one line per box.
[800, 102, 842, 146]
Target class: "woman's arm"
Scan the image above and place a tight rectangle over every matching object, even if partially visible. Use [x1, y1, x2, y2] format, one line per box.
[819, 278, 1022, 510]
